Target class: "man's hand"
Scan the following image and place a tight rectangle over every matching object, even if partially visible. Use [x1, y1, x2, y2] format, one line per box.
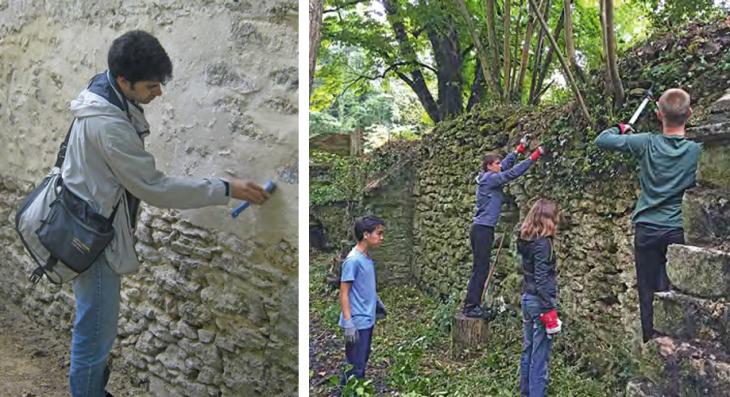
[376, 297, 387, 320]
[229, 179, 270, 204]
[530, 146, 545, 161]
[343, 318, 359, 344]
[617, 122, 635, 134]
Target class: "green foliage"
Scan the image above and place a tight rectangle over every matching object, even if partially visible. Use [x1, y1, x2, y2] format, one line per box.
[310, 151, 367, 206]
[310, 111, 341, 136]
[331, 373, 376, 397]
[641, 0, 729, 27]
[310, 253, 618, 396]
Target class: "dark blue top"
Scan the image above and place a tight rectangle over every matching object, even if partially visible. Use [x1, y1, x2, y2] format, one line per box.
[518, 237, 558, 310]
[473, 152, 534, 227]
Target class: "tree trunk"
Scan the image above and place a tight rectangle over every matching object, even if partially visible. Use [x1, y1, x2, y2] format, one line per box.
[309, 0, 324, 95]
[467, 60, 486, 111]
[451, 312, 490, 359]
[428, 19, 464, 119]
[453, 0, 502, 99]
[528, 0, 550, 103]
[485, 0, 502, 98]
[515, 0, 546, 102]
[509, 0, 525, 99]
[563, 0, 585, 83]
[383, 0, 442, 122]
[563, 0, 575, 71]
[350, 127, 364, 156]
[527, 0, 591, 122]
[599, 0, 610, 93]
[503, 0, 511, 99]
[531, 2, 565, 105]
[603, 0, 624, 109]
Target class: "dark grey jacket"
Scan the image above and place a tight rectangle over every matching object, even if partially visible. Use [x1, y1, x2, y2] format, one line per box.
[473, 152, 533, 227]
[518, 236, 558, 310]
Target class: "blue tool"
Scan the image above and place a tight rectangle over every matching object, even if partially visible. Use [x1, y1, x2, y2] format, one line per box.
[231, 180, 276, 218]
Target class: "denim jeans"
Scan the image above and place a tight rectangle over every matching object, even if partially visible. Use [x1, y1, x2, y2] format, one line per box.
[70, 255, 121, 397]
[341, 326, 374, 383]
[519, 293, 553, 397]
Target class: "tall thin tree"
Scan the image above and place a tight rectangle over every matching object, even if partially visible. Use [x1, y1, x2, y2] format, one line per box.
[514, 0, 546, 101]
[527, 0, 591, 122]
[503, 0, 511, 96]
[600, 0, 624, 109]
[309, 0, 324, 95]
[454, 0, 503, 99]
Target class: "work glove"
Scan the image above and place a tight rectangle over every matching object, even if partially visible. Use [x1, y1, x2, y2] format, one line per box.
[538, 309, 562, 337]
[529, 146, 545, 161]
[343, 319, 359, 344]
[515, 135, 530, 154]
[616, 122, 634, 134]
[376, 297, 387, 320]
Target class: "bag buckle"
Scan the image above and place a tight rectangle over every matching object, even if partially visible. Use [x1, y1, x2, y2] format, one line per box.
[28, 267, 44, 284]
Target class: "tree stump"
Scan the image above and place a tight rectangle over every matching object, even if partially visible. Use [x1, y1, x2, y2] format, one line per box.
[451, 312, 490, 359]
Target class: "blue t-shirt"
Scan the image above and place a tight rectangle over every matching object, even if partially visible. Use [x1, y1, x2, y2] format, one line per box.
[338, 248, 377, 330]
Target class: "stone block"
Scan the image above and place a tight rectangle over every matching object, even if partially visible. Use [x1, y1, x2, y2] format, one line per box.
[638, 337, 730, 396]
[686, 121, 730, 145]
[653, 291, 729, 350]
[666, 245, 730, 299]
[156, 344, 188, 372]
[683, 188, 730, 246]
[697, 145, 730, 190]
[625, 379, 661, 397]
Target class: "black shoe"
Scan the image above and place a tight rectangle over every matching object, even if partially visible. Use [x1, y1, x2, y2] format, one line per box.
[480, 306, 496, 321]
[463, 305, 485, 318]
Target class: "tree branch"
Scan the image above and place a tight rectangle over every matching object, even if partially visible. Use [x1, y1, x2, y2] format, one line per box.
[324, 0, 370, 14]
[527, 0, 592, 123]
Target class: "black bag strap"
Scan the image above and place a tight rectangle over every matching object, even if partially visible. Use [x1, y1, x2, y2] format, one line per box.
[109, 196, 121, 222]
[54, 120, 75, 169]
[29, 257, 58, 284]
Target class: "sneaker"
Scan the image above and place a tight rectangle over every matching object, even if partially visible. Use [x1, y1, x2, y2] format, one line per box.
[480, 306, 496, 321]
[463, 305, 485, 318]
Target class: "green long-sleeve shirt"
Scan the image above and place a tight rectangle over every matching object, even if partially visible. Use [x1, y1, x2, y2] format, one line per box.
[595, 127, 701, 228]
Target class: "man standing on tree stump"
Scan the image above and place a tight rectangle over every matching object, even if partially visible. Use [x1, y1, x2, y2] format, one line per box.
[596, 88, 701, 342]
[463, 138, 544, 318]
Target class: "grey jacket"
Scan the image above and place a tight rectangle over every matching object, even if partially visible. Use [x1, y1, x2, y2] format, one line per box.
[61, 71, 229, 275]
[473, 152, 534, 227]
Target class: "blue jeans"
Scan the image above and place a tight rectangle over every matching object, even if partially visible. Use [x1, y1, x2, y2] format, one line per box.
[519, 293, 553, 397]
[342, 326, 374, 383]
[70, 256, 121, 397]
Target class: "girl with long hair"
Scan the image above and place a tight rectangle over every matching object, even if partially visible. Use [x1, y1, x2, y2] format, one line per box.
[517, 198, 561, 397]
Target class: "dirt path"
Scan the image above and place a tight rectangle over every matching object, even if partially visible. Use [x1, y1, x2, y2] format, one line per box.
[0, 297, 150, 397]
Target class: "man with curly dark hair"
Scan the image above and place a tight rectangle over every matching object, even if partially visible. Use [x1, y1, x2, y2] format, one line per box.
[61, 30, 269, 396]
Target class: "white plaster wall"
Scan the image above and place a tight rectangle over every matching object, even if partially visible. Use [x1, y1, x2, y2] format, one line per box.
[0, 0, 298, 241]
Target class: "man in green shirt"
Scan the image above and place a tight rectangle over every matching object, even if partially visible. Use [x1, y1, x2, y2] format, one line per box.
[596, 88, 701, 342]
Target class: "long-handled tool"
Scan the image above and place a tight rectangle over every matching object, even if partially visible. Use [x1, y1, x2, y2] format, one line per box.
[480, 233, 506, 307]
[628, 85, 655, 126]
[230, 180, 276, 218]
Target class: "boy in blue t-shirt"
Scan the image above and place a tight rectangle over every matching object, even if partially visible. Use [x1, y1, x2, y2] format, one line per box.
[339, 215, 386, 382]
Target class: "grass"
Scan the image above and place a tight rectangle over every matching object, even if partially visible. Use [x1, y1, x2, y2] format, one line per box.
[309, 252, 618, 397]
